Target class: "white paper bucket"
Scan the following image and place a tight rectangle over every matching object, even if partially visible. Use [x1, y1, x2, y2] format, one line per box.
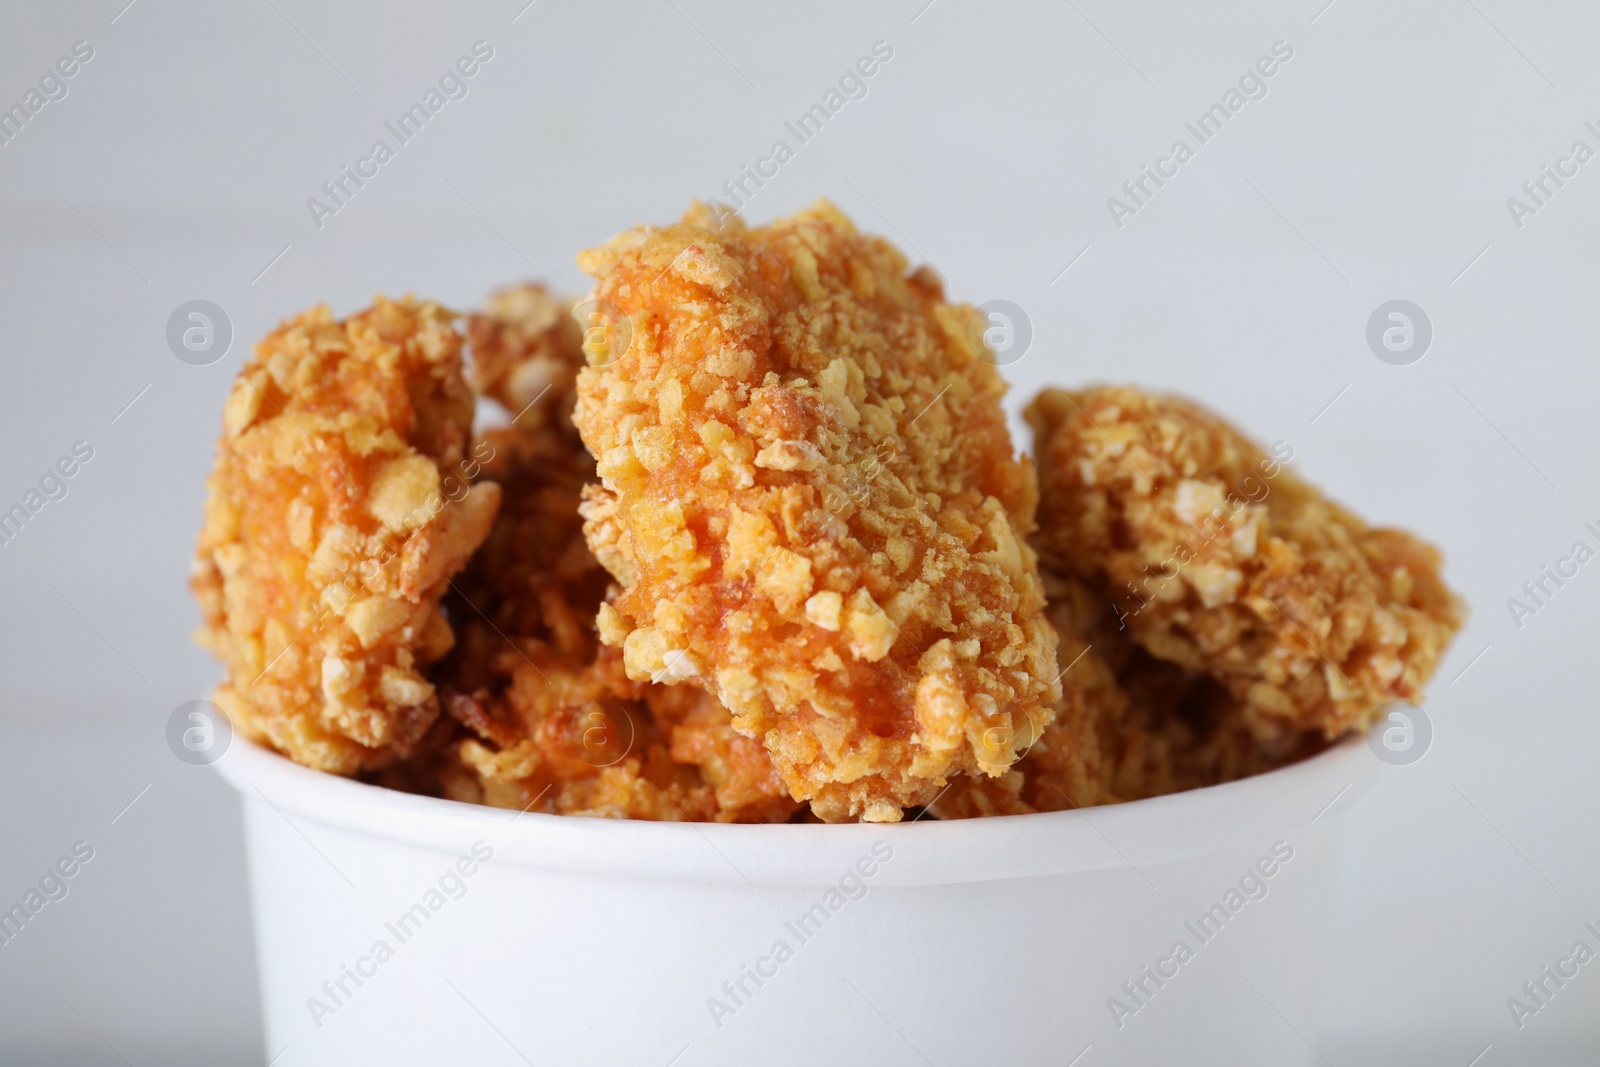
[216, 733, 1375, 1066]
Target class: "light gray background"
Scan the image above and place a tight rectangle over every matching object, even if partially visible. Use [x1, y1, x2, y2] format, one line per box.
[1, 0, 1597, 1063]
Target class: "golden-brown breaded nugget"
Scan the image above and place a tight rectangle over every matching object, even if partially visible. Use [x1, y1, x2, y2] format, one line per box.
[192, 297, 499, 773]
[1028, 386, 1463, 741]
[573, 201, 1060, 822]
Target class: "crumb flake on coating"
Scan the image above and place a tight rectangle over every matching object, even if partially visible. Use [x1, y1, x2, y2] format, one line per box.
[572, 200, 1061, 821]
[191, 297, 499, 774]
[1027, 386, 1464, 741]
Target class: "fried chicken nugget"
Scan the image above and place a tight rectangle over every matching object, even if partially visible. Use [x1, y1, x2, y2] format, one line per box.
[573, 202, 1061, 822]
[192, 297, 500, 773]
[428, 286, 796, 822]
[1028, 386, 1464, 741]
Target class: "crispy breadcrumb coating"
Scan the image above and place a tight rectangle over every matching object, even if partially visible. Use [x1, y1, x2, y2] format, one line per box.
[192, 297, 499, 773]
[573, 201, 1060, 822]
[648, 684, 801, 823]
[437, 646, 792, 822]
[440, 648, 721, 821]
[1028, 386, 1463, 741]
